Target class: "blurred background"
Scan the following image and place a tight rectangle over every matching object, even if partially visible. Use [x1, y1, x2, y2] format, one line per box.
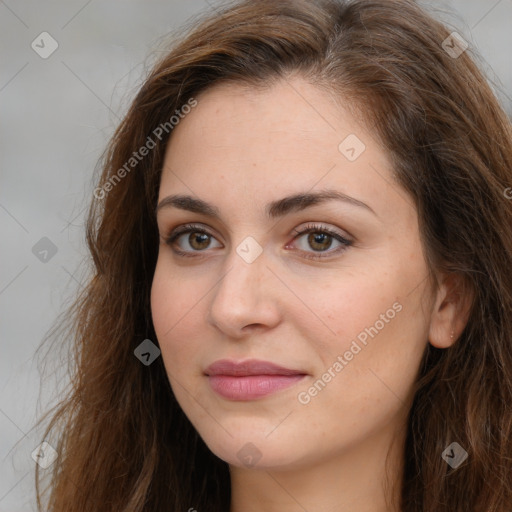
[1, 0, 511, 510]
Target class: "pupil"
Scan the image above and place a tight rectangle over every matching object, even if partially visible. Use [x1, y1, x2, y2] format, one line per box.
[190, 232, 209, 249]
[309, 232, 331, 251]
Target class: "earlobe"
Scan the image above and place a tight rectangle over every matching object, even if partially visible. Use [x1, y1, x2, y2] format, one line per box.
[428, 272, 473, 349]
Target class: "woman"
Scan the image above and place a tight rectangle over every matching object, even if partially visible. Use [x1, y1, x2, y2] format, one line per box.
[34, 0, 512, 510]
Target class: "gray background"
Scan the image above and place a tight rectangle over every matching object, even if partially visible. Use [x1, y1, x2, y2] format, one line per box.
[1, 1, 511, 510]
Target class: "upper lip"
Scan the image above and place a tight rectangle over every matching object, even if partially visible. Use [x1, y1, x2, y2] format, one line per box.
[205, 359, 306, 377]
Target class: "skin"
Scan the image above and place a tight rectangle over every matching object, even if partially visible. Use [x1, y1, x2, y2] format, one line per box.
[151, 76, 471, 512]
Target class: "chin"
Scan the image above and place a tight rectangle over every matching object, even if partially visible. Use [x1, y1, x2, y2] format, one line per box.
[198, 429, 307, 470]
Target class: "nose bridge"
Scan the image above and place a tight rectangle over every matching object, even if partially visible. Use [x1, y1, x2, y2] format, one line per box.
[207, 237, 279, 333]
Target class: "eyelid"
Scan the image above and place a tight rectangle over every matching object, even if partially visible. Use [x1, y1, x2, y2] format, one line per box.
[165, 222, 218, 241]
[290, 222, 352, 243]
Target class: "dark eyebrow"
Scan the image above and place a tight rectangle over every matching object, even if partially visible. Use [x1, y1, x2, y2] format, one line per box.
[155, 189, 377, 219]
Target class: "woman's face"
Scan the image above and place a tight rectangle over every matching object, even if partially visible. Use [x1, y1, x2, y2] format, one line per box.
[151, 77, 435, 470]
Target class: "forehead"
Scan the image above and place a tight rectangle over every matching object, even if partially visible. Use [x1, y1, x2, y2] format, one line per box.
[165, 79, 356, 159]
[158, 77, 408, 227]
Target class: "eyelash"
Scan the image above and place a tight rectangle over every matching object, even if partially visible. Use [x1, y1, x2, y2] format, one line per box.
[164, 222, 353, 260]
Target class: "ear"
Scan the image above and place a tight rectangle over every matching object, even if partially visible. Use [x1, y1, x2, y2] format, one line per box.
[428, 272, 473, 349]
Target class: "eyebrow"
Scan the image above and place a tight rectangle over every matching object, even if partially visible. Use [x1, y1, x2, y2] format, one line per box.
[155, 189, 377, 220]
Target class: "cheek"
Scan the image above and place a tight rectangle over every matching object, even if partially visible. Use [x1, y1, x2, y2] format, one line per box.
[290, 261, 427, 397]
[302, 282, 426, 418]
[150, 259, 231, 441]
[150, 258, 210, 377]
[282, 265, 403, 366]
[150, 261, 174, 338]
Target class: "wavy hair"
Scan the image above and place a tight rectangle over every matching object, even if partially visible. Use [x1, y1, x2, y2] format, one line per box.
[34, 0, 512, 510]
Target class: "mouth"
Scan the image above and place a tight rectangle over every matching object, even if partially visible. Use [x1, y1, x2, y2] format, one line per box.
[204, 359, 308, 401]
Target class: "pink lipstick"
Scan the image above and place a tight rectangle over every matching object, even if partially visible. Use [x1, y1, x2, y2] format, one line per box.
[205, 359, 307, 401]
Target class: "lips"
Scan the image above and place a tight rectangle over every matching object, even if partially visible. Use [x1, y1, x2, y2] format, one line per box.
[204, 359, 307, 400]
[204, 359, 306, 377]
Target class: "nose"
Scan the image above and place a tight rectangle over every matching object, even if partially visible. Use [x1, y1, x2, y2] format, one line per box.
[206, 243, 281, 337]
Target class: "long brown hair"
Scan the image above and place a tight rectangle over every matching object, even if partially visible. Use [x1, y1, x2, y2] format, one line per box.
[33, 0, 512, 510]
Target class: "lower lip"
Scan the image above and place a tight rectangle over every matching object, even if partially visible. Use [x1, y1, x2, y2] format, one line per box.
[207, 374, 306, 400]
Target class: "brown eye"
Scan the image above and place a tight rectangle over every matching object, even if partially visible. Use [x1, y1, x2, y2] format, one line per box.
[290, 223, 353, 260]
[306, 232, 333, 251]
[165, 224, 222, 256]
[187, 232, 211, 250]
